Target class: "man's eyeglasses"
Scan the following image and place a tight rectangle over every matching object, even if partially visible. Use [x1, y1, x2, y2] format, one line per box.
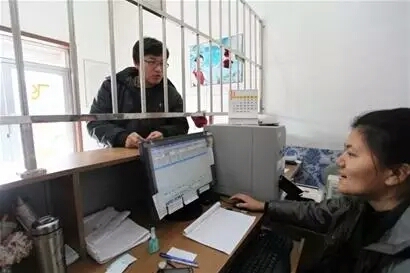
[144, 60, 169, 68]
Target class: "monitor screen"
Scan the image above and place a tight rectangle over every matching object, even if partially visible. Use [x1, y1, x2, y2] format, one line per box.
[141, 133, 214, 220]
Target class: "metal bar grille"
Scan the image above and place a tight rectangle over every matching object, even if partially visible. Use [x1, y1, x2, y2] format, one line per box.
[8, 0, 37, 171]
[2, 0, 264, 124]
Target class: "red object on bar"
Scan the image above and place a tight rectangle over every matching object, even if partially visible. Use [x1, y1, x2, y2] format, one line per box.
[192, 116, 208, 128]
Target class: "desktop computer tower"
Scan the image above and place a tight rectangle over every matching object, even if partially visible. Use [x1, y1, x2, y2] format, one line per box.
[204, 124, 286, 201]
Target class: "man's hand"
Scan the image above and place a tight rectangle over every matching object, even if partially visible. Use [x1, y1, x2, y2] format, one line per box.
[125, 132, 144, 148]
[146, 131, 163, 141]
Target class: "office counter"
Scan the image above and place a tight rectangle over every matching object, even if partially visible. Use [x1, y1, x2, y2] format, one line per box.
[0, 148, 139, 190]
[0, 148, 305, 272]
[0, 148, 141, 261]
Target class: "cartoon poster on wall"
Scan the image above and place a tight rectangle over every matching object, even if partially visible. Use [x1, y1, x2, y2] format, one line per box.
[189, 34, 244, 87]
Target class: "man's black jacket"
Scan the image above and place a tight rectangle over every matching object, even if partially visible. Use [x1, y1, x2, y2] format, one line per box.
[87, 67, 189, 147]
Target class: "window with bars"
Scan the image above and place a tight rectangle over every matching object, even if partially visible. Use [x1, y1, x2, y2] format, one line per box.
[0, 31, 75, 174]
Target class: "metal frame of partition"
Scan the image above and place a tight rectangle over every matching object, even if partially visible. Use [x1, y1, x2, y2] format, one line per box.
[2, 0, 265, 175]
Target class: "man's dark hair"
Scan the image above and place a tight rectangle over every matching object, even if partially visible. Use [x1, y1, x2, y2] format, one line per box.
[132, 37, 169, 64]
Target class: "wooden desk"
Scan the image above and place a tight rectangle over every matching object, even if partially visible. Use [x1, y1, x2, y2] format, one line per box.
[290, 239, 304, 273]
[68, 206, 303, 273]
[68, 205, 263, 273]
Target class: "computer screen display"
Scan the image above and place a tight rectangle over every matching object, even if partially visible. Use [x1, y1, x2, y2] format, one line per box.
[141, 133, 214, 220]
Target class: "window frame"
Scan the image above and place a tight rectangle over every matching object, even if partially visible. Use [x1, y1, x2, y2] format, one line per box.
[0, 40, 77, 165]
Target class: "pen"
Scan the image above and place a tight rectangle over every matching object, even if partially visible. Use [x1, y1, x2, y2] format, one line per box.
[167, 261, 176, 268]
[159, 253, 199, 268]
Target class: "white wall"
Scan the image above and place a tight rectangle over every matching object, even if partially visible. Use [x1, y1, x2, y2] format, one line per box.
[407, 3, 410, 108]
[248, 1, 410, 149]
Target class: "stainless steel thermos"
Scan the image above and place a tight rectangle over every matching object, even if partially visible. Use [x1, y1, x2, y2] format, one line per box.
[31, 215, 67, 273]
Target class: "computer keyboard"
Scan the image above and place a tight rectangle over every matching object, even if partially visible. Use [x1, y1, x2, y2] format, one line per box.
[226, 229, 293, 273]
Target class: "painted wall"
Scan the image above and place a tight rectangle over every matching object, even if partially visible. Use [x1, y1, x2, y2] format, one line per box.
[248, 1, 410, 149]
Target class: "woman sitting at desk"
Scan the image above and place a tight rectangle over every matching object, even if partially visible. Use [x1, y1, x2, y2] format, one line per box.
[231, 108, 410, 273]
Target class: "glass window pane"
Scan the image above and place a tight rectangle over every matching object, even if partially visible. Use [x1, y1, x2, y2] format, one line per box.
[32, 123, 75, 165]
[0, 32, 67, 68]
[11, 68, 70, 115]
[0, 32, 75, 170]
[0, 124, 24, 181]
[82, 122, 104, 151]
[5, 66, 75, 163]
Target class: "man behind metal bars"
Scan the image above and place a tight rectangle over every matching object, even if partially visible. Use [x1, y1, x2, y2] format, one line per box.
[87, 37, 189, 148]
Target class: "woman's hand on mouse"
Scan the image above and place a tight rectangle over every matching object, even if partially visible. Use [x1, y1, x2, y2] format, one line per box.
[230, 193, 265, 212]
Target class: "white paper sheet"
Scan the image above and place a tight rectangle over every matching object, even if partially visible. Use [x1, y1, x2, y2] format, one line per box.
[152, 194, 167, 220]
[183, 190, 199, 205]
[198, 183, 210, 194]
[167, 197, 184, 214]
[167, 247, 197, 262]
[105, 253, 136, 273]
[183, 202, 255, 255]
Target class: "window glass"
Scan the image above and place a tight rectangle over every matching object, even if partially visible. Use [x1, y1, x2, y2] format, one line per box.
[0, 32, 75, 173]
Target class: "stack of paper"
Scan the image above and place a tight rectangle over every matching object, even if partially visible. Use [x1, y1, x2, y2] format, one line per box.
[84, 207, 150, 264]
[183, 202, 255, 255]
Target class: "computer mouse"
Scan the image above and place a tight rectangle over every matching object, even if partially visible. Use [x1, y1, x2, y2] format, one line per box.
[225, 198, 245, 208]
[227, 200, 250, 213]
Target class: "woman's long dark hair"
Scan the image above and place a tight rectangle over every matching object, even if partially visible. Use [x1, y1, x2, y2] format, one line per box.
[351, 108, 410, 172]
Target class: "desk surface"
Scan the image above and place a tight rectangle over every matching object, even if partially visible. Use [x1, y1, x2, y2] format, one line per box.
[69, 206, 264, 273]
[0, 148, 139, 190]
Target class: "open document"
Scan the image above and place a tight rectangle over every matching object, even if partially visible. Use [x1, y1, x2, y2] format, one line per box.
[183, 202, 256, 255]
[84, 207, 150, 264]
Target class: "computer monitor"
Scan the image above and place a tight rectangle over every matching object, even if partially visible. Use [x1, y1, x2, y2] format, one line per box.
[139, 132, 215, 222]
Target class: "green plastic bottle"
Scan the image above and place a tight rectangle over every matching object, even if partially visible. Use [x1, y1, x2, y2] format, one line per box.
[148, 227, 160, 254]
